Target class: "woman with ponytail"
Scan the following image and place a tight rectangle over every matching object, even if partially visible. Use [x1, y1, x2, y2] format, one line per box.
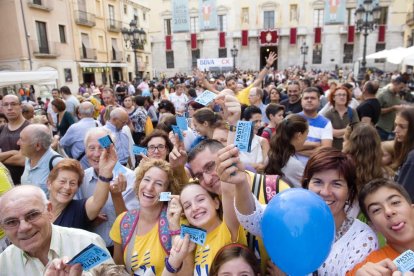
[265, 114, 308, 187]
[191, 108, 223, 148]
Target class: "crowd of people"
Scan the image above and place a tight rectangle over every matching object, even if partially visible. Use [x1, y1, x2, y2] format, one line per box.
[0, 54, 414, 276]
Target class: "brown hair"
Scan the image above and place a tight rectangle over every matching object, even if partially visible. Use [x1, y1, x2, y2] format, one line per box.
[193, 108, 222, 128]
[210, 243, 260, 276]
[134, 159, 180, 195]
[328, 86, 352, 106]
[140, 129, 173, 158]
[51, 98, 66, 112]
[393, 108, 414, 169]
[48, 159, 84, 186]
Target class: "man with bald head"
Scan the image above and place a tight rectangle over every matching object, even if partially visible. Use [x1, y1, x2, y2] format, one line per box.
[19, 124, 63, 194]
[22, 103, 35, 121]
[60, 101, 100, 169]
[104, 108, 131, 166]
[0, 185, 113, 275]
[0, 94, 30, 184]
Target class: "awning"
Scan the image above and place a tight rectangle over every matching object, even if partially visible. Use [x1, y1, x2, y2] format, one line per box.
[78, 62, 128, 68]
[0, 70, 58, 87]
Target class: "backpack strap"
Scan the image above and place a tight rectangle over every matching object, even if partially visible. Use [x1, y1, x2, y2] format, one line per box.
[263, 174, 279, 204]
[158, 204, 172, 255]
[248, 173, 262, 252]
[347, 106, 353, 122]
[120, 209, 139, 273]
[49, 154, 63, 171]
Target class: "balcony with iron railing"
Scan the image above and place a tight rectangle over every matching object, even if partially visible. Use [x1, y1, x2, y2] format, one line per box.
[407, 12, 414, 26]
[111, 50, 123, 62]
[31, 39, 60, 58]
[80, 47, 97, 60]
[107, 19, 122, 32]
[27, 0, 53, 11]
[75, 10, 96, 27]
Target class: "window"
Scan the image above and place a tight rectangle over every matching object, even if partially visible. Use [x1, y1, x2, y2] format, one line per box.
[164, 19, 172, 35]
[218, 15, 227, 32]
[143, 12, 146, 21]
[166, 51, 174, 68]
[123, 4, 127, 14]
[33, 0, 42, 4]
[58, 25, 66, 43]
[375, 43, 386, 63]
[111, 38, 119, 61]
[343, 44, 353, 63]
[35, 21, 49, 54]
[312, 45, 322, 64]
[218, 48, 227, 58]
[346, 8, 355, 26]
[263, 11, 274, 29]
[378, 7, 388, 25]
[190, 17, 199, 33]
[192, 49, 200, 68]
[134, 8, 138, 22]
[108, 5, 115, 26]
[313, 9, 324, 27]
[81, 33, 91, 59]
[241, 7, 249, 24]
[290, 4, 298, 21]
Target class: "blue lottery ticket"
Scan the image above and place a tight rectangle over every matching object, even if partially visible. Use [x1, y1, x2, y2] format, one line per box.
[195, 90, 216, 106]
[234, 121, 254, 152]
[132, 145, 148, 155]
[180, 224, 207, 246]
[159, 192, 171, 201]
[67, 243, 110, 271]
[97, 135, 113, 149]
[394, 249, 414, 272]
[172, 125, 184, 141]
[113, 161, 127, 178]
[176, 116, 188, 131]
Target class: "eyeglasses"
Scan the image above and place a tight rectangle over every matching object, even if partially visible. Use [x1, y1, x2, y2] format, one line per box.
[335, 93, 347, 98]
[193, 161, 216, 182]
[1, 209, 45, 229]
[2, 102, 20, 107]
[148, 144, 166, 152]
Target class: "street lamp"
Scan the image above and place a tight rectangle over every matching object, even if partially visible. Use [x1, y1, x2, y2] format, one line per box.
[300, 42, 309, 71]
[355, 0, 381, 81]
[230, 45, 238, 72]
[121, 20, 147, 84]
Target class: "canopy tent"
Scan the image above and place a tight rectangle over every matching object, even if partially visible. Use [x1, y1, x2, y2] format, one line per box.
[0, 70, 58, 87]
[363, 46, 414, 65]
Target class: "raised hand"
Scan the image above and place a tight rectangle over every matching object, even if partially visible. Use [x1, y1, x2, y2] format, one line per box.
[266, 52, 278, 67]
[167, 195, 182, 231]
[216, 144, 246, 185]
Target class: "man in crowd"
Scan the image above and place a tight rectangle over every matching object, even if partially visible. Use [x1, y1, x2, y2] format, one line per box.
[248, 87, 269, 124]
[19, 124, 63, 194]
[104, 108, 131, 166]
[100, 88, 119, 125]
[168, 83, 188, 115]
[47, 88, 60, 135]
[77, 128, 139, 251]
[0, 185, 113, 274]
[60, 101, 100, 169]
[22, 103, 34, 121]
[356, 81, 381, 125]
[297, 87, 333, 164]
[376, 76, 407, 141]
[280, 80, 303, 115]
[60, 86, 80, 121]
[0, 95, 30, 184]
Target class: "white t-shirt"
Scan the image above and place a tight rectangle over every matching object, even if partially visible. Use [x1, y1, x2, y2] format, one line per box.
[168, 93, 188, 114]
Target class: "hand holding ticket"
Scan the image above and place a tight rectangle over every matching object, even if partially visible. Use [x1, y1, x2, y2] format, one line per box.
[394, 249, 414, 273]
[180, 224, 207, 246]
[67, 243, 110, 271]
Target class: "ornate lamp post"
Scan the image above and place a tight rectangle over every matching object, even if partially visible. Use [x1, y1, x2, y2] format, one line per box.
[300, 42, 309, 71]
[121, 20, 147, 84]
[230, 45, 238, 72]
[355, 0, 381, 81]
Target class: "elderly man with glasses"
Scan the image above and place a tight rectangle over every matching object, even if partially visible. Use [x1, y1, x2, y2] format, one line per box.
[0, 185, 114, 275]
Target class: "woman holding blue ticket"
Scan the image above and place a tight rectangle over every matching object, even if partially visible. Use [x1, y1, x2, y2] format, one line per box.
[47, 145, 118, 230]
[110, 159, 194, 275]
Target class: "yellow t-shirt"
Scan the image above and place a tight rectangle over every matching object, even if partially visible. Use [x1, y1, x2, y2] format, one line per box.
[110, 212, 167, 276]
[194, 222, 247, 276]
[0, 165, 13, 240]
[236, 84, 254, 106]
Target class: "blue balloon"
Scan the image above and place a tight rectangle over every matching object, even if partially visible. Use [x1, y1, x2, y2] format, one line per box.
[261, 188, 335, 275]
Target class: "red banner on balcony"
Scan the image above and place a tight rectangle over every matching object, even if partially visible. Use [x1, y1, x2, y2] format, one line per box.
[314, 27, 322, 44]
[378, 25, 386, 43]
[347, 26, 355, 43]
[191, 33, 197, 49]
[259, 30, 278, 45]
[219, 32, 226, 48]
[166, 35, 172, 50]
[290, 28, 297, 45]
[242, 30, 248, 46]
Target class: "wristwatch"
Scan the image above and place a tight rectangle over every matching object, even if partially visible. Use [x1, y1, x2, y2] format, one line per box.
[226, 122, 237, 132]
[98, 175, 113, 183]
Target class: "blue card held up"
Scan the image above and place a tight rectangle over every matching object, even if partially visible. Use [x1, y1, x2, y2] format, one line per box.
[67, 243, 110, 271]
[132, 145, 148, 155]
[195, 90, 216, 106]
[394, 249, 414, 273]
[98, 135, 113, 149]
[180, 224, 207, 246]
[234, 121, 254, 152]
[172, 125, 183, 141]
[176, 116, 188, 131]
[159, 192, 171, 201]
[113, 161, 127, 178]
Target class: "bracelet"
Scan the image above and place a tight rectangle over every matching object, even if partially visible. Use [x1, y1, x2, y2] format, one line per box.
[98, 175, 113, 183]
[265, 65, 271, 70]
[169, 229, 181, 236]
[225, 122, 237, 132]
[164, 257, 183, 273]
